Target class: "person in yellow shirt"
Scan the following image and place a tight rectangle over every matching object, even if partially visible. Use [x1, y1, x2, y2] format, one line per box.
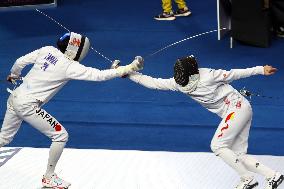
[155, 0, 191, 21]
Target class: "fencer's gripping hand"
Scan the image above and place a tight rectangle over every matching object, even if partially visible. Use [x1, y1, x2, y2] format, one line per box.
[133, 56, 144, 71]
[111, 60, 121, 69]
[110, 60, 128, 78]
[6, 74, 19, 85]
[264, 65, 277, 76]
[116, 56, 144, 76]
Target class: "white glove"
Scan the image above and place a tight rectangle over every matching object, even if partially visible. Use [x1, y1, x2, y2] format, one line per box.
[132, 56, 144, 70]
[7, 74, 20, 85]
[111, 60, 120, 69]
[116, 56, 144, 76]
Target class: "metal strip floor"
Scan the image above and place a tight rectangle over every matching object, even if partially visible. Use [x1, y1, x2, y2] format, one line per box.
[0, 147, 283, 189]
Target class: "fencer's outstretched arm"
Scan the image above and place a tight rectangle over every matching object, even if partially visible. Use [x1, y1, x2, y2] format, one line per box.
[66, 57, 143, 81]
[10, 48, 41, 77]
[128, 72, 178, 91]
[211, 65, 277, 83]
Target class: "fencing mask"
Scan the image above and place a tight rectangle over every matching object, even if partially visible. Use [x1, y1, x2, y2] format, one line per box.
[57, 32, 90, 61]
[174, 55, 199, 87]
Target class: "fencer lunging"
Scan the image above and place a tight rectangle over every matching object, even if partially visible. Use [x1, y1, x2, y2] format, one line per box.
[1, 32, 143, 189]
[126, 56, 283, 189]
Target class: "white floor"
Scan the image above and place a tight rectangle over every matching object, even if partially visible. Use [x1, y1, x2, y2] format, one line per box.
[0, 147, 283, 189]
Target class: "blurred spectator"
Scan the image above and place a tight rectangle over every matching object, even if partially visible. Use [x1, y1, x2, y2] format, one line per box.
[154, 0, 191, 21]
[271, 0, 284, 37]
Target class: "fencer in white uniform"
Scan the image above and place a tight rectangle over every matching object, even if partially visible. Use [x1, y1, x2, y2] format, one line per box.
[127, 56, 283, 189]
[1, 32, 143, 189]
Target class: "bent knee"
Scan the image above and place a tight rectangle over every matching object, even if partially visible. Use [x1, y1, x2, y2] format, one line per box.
[52, 130, 69, 142]
[211, 147, 231, 157]
[210, 143, 219, 155]
[210, 140, 230, 155]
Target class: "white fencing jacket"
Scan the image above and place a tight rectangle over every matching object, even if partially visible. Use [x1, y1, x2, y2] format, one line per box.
[10, 46, 122, 104]
[129, 67, 264, 118]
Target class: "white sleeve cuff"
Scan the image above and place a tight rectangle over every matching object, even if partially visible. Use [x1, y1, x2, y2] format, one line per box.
[255, 66, 265, 75]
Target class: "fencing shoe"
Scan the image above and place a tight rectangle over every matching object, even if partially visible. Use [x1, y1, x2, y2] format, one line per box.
[42, 173, 71, 189]
[174, 7, 192, 17]
[265, 172, 284, 189]
[235, 177, 258, 189]
[154, 12, 176, 21]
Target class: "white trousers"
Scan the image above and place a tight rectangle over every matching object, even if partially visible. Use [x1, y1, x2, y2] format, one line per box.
[0, 95, 68, 147]
[211, 95, 252, 156]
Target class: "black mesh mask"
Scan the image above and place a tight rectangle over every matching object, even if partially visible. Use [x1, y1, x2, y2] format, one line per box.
[174, 56, 199, 86]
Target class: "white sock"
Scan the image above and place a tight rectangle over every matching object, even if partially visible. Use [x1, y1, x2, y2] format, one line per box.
[45, 141, 66, 177]
[217, 148, 253, 180]
[239, 154, 275, 178]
